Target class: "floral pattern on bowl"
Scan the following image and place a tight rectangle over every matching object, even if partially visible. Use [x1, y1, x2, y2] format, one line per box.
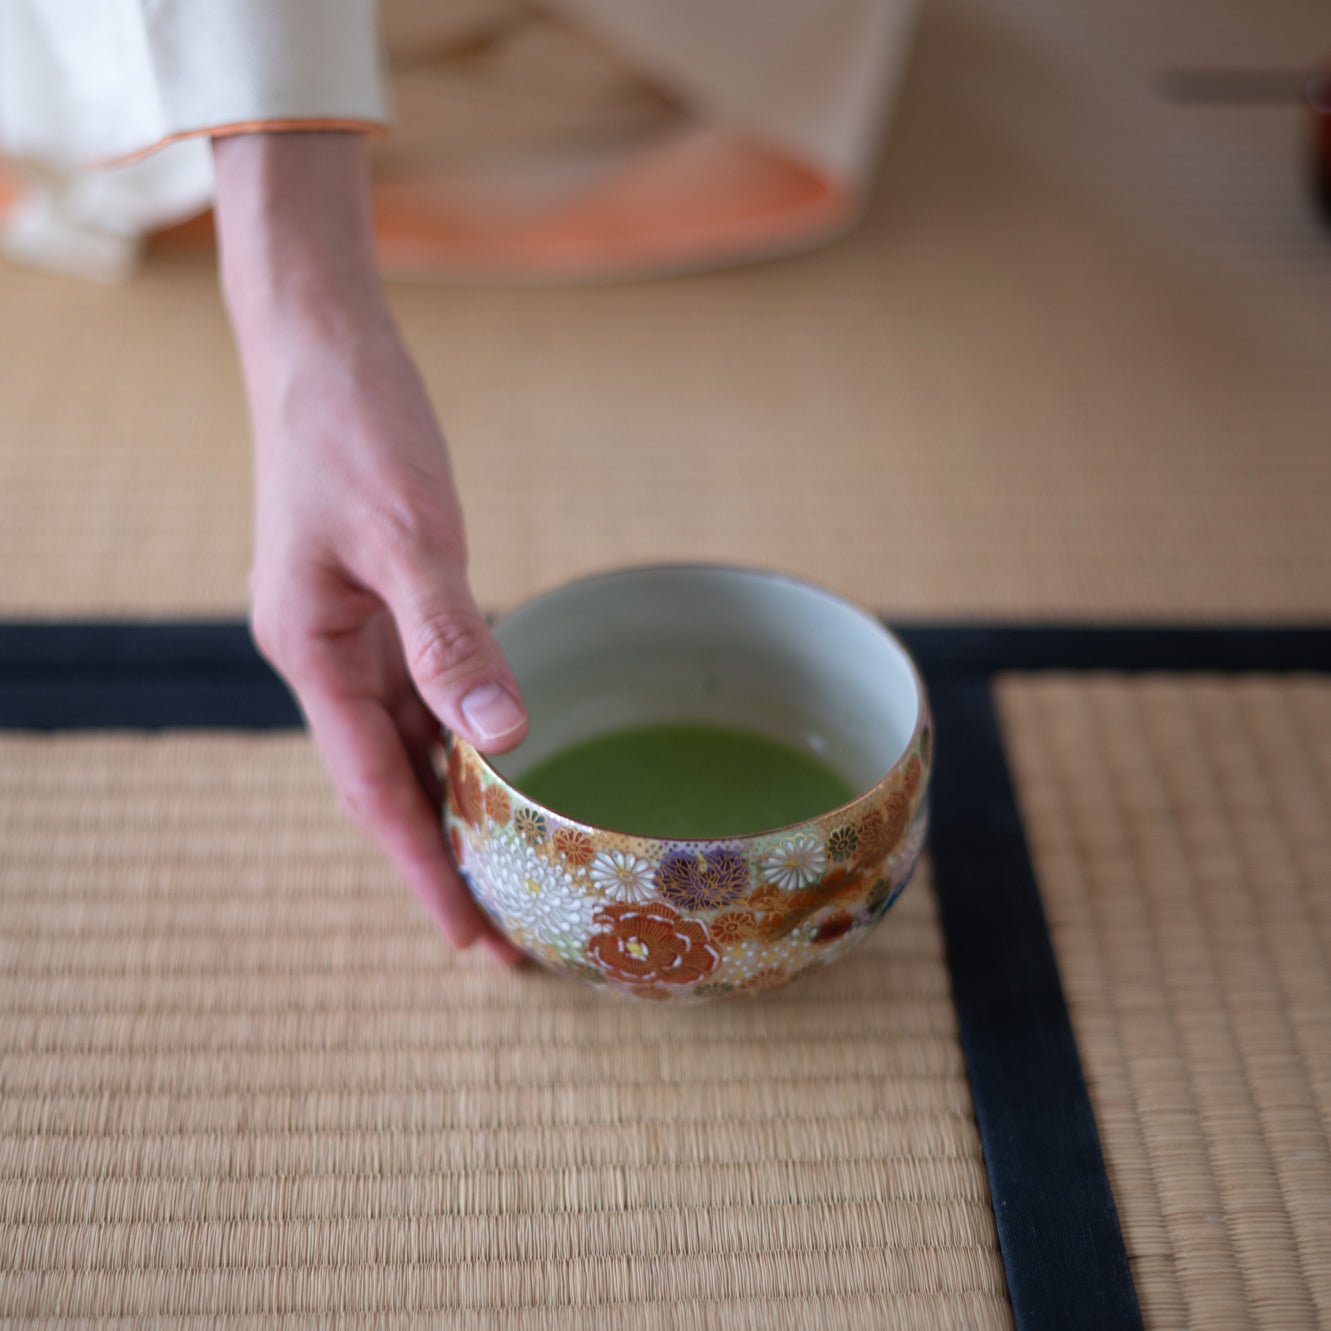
[445, 715, 932, 1003]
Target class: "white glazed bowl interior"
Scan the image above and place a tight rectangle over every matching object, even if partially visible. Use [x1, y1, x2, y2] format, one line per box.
[487, 566, 922, 811]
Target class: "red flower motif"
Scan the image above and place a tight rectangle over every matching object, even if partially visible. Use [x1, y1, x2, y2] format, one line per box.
[854, 792, 911, 869]
[748, 868, 871, 940]
[711, 909, 759, 945]
[587, 902, 720, 988]
[883, 790, 912, 847]
[747, 884, 784, 911]
[812, 911, 856, 944]
[483, 786, 511, 825]
[447, 745, 484, 829]
[553, 826, 595, 868]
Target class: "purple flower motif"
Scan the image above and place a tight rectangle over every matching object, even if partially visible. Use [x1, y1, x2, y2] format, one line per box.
[654, 847, 749, 912]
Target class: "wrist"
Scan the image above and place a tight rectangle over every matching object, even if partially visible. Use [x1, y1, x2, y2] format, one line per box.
[213, 132, 392, 358]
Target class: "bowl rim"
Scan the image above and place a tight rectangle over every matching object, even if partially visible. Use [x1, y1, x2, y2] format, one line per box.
[458, 561, 932, 845]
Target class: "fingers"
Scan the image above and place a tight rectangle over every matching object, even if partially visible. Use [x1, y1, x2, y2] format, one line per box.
[390, 697, 526, 967]
[479, 931, 527, 968]
[300, 684, 495, 951]
[392, 692, 444, 807]
[388, 693, 525, 966]
[382, 559, 530, 756]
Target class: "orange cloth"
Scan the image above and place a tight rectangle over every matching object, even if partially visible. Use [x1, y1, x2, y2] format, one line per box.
[0, 0, 919, 283]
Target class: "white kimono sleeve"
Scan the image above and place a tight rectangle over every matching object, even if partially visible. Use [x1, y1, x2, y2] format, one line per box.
[0, 0, 388, 279]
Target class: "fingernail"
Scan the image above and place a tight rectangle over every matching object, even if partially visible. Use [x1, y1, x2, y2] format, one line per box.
[460, 682, 527, 744]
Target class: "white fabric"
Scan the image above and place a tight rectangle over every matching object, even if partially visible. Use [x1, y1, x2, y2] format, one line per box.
[0, 0, 386, 279]
[0, 149, 213, 282]
[551, 0, 917, 186]
[0, 0, 387, 165]
[0, 0, 916, 281]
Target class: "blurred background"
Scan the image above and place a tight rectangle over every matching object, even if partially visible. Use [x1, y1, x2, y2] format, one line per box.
[0, 0, 1327, 622]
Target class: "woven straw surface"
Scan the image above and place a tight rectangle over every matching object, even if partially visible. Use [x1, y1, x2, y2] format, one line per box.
[1, 1, 1328, 619]
[0, 734, 1010, 1329]
[998, 675, 1331, 1331]
[2, 0, 1329, 1320]
[3, 682, 1328, 1325]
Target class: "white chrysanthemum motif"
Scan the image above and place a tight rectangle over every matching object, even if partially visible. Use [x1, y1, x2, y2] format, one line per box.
[760, 832, 827, 890]
[587, 849, 656, 903]
[466, 837, 597, 951]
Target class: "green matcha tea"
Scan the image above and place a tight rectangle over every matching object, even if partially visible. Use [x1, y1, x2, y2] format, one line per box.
[516, 722, 856, 839]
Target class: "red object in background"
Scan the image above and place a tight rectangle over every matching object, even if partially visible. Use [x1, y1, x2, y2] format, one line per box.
[1310, 71, 1331, 225]
[1160, 64, 1331, 234]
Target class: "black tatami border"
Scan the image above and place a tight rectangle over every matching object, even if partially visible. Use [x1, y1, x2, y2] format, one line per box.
[4, 619, 1330, 1331]
[930, 682, 1143, 1331]
[3, 621, 1329, 730]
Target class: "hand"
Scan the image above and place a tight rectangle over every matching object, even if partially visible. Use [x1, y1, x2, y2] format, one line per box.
[213, 132, 527, 960]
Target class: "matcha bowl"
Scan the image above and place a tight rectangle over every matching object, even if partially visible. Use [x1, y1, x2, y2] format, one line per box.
[445, 565, 931, 1002]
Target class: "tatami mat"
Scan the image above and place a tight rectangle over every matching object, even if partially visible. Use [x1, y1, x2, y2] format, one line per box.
[3, 0, 1329, 1320]
[1, 1, 1328, 619]
[4, 673, 1328, 1326]
[0, 734, 1011, 1329]
[998, 675, 1331, 1330]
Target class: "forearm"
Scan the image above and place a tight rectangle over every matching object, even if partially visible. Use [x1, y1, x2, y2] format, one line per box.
[212, 132, 395, 408]
[207, 133, 524, 952]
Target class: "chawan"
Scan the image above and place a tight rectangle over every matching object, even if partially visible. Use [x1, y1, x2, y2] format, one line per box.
[446, 566, 931, 1002]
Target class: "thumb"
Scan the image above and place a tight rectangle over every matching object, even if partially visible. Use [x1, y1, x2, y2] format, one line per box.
[387, 561, 529, 755]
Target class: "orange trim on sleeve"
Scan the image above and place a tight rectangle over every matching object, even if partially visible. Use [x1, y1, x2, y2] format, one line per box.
[91, 118, 387, 169]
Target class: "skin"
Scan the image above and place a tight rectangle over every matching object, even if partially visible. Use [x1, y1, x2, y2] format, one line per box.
[212, 131, 526, 964]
